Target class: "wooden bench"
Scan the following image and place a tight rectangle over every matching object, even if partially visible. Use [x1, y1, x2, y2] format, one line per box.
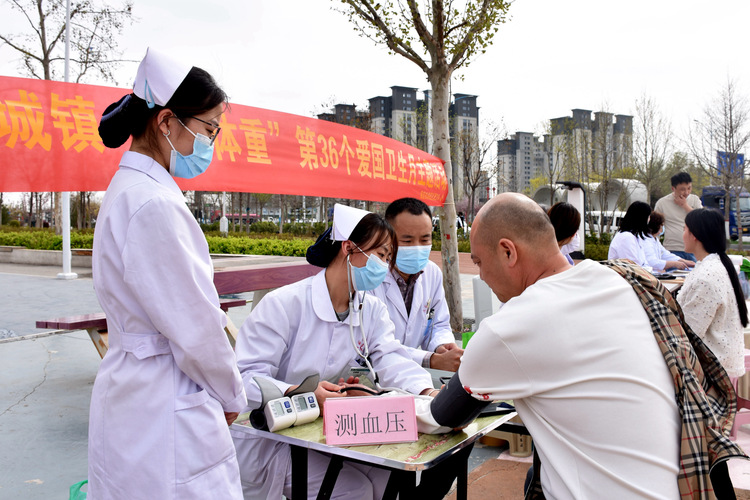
[36, 261, 318, 358]
[213, 261, 319, 346]
[36, 297, 250, 358]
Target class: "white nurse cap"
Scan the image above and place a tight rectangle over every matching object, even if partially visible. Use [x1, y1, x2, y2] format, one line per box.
[132, 47, 192, 109]
[332, 204, 370, 241]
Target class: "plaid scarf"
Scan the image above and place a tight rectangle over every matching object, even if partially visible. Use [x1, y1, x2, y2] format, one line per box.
[525, 260, 746, 499]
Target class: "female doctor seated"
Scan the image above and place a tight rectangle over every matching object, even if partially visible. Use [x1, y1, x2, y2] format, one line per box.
[230, 204, 436, 500]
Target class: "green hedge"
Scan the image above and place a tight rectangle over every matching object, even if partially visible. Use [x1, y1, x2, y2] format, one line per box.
[206, 235, 314, 256]
[0, 228, 94, 250]
[0, 226, 621, 259]
[430, 228, 471, 253]
[0, 227, 315, 256]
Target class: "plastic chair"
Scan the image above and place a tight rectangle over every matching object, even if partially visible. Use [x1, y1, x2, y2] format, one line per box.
[730, 350, 750, 440]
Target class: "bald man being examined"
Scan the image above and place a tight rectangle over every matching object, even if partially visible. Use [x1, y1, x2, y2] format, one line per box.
[430, 193, 683, 498]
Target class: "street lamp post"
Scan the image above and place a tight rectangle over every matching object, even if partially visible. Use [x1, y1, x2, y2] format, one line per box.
[57, 0, 77, 280]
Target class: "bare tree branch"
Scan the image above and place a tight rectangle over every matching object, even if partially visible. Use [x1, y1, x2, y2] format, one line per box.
[335, 0, 512, 332]
[341, 0, 430, 71]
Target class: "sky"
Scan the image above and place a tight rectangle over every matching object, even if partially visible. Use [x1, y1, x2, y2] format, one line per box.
[2, 0, 750, 141]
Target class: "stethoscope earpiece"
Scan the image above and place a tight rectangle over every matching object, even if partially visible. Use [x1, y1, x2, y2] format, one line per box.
[345, 255, 379, 388]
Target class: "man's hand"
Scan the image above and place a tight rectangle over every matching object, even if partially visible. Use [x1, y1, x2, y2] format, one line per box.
[429, 343, 464, 371]
[313, 380, 346, 416]
[673, 191, 689, 209]
[224, 412, 239, 426]
[681, 259, 696, 268]
[339, 383, 376, 398]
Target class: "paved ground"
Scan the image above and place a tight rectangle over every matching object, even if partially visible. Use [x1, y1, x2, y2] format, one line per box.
[0, 256, 491, 498]
[0, 329, 100, 498]
[4, 256, 750, 498]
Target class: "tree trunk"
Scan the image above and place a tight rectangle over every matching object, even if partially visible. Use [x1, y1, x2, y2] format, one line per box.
[38, 193, 45, 228]
[230, 193, 236, 232]
[77, 192, 84, 229]
[279, 195, 284, 234]
[430, 69, 463, 333]
[239, 193, 244, 233]
[469, 188, 475, 223]
[54, 192, 62, 234]
[322, 197, 329, 229]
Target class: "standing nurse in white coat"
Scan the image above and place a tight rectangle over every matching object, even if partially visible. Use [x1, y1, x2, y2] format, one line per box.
[372, 198, 462, 371]
[90, 48, 246, 499]
[231, 204, 436, 500]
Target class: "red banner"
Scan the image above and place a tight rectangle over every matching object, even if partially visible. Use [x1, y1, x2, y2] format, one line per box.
[0, 76, 448, 206]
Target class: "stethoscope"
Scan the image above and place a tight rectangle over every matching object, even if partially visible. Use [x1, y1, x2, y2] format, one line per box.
[342, 251, 431, 400]
[345, 252, 381, 390]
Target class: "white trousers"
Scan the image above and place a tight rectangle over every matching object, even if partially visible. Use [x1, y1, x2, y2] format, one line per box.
[233, 433, 389, 500]
[281, 450, 389, 500]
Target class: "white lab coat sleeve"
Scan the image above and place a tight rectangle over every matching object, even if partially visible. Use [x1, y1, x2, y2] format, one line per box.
[424, 271, 456, 352]
[608, 232, 648, 267]
[399, 344, 432, 365]
[365, 298, 433, 395]
[234, 290, 295, 409]
[643, 236, 669, 271]
[660, 242, 682, 262]
[121, 196, 246, 413]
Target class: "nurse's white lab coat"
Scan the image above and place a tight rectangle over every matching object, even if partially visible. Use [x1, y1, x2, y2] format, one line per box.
[371, 261, 455, 365]
[89, 152, 246, 499]
[230, 270, 433, 499]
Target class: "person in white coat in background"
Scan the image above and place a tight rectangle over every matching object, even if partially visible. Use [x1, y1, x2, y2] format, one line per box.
[372, 197, 462, 371]
[642, 211, 694, 272]
[230, 204, 436, 500]
[607, 201, 652, 268]
[373, 197, 475, 498]
[90, 48, 246, 499]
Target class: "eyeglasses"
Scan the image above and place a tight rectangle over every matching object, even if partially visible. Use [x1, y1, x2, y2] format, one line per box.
[189, 116, 221, 145]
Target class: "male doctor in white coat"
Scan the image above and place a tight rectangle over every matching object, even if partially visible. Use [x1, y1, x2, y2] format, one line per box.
[372, 197, 463, 371]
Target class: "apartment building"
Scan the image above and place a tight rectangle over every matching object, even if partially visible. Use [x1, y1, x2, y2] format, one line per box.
[497, 132, 551, 194]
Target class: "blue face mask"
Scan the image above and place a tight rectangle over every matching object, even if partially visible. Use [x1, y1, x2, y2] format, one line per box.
[349, 244, 388, 291]
[164, 119, 214, 179]
[395, 245, 431, 275]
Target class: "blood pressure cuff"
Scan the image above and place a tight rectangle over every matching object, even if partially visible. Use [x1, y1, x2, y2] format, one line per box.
[249, 374, 320, 430]
[430, 372, 491, 428]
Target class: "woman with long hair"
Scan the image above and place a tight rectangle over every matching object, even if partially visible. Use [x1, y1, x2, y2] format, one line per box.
[90, 48, 245, 498]
[607, 201, 652, 267]
[231, 204, 435, 500]
[678, 208, 748, 378]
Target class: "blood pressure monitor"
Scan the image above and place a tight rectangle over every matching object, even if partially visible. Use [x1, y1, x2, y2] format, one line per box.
[264, 396, 296, 432]
[262, 392, 320, 432]
[291, 393, 319, 426]
[251, 376, 322, 433]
